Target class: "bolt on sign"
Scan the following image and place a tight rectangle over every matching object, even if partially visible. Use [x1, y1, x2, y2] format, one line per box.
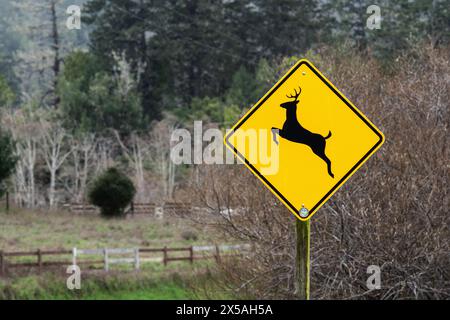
[224, 59, 384, 221]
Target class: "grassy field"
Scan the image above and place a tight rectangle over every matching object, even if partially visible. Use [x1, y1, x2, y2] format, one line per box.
[0, 208, 229, 299]
[0, 266, 224, 299]
[0, 208, 215, 251]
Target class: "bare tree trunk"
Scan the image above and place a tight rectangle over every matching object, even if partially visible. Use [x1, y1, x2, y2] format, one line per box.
[71, 134, 96, 202]
[41, 123, 72, 209]
[149, 120, 177, 201]
[71, 144, 80, 201]
[80, 135, 96, 202]
[114, 131, 147, 202]
[50, 0, 60, 108]
[24, 138, 37, 208]
[13, 156, 26, 207]
[12, 138, 37, 208]
[168, 158, 175, 199]
[3, 110, 39, 208]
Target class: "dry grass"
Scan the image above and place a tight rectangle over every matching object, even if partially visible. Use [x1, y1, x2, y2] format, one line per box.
[0, 209, 215, 252]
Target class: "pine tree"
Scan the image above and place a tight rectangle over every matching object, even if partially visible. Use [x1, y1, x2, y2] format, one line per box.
[0, 0, 21, 94]
[85, 0, 163, 119]
[13, 0, 65, 108]
[0, 129, 17, 197]
[255, 0, 325, 57]
[332, 0, 450, 59]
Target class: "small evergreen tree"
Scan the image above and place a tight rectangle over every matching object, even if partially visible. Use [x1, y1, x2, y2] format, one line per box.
[0, 129, 17, 197]
[88, 167, 136, 217]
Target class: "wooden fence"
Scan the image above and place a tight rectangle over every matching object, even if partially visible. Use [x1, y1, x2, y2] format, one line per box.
[0, 244, 250, 275]
[65, 202, 192, 216]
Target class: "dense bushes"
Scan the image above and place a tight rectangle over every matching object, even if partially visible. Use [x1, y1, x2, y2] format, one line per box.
[88, 168, 136, 218]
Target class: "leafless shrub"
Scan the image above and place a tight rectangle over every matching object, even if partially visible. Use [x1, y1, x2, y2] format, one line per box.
[185, 44, 450, 299]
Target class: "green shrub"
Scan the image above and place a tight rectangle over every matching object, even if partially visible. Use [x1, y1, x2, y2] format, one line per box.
[181, 230, 198, 241]
[0, 129, 17, 197]
[88, 167, 136, 217]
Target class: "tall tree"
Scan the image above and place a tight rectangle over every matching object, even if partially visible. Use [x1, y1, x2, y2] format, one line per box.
[0, 128, 17, 197]
[332, 0, 372, 51]
[40, 121, 72, 209]
[0, 0, 21, 95]
[256, 0, 325, 57]
[58, 51, 144, 135]
[85, 0, 162, 119]
[332, 0, 450, 59]
[13, 0, 67, 108]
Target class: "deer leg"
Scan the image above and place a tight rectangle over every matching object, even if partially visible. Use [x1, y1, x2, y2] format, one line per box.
[313, 148, 334, 178]
[271, 127, 279, 145]
[323, 155, 334, 178]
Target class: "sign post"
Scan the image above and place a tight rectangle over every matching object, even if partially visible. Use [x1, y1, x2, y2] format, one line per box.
[224, 59, 384, 298]
[6, 191, 9, 213]
[295, 219, 310, 300]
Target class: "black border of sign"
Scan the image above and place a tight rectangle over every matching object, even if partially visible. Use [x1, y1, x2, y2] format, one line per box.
[225, 60, 384, 218]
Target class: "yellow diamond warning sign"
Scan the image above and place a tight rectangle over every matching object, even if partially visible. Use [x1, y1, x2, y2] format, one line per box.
[224, 59, 384, 221]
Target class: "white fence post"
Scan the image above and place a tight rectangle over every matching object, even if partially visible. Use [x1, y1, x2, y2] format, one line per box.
[72, 247, 77, 266]
[134, 248, 140, 270]
[155, 206, 164, 219]
[104, 248, 109, 271]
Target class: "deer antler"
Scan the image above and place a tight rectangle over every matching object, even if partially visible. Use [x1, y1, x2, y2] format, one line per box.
[286, 87, 302, 101]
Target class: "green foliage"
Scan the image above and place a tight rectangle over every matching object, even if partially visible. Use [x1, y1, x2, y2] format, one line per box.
[0, 0, 447, 137]
[88, 167, 136, 218]
[0, 0, 20, 92]
[331, 0, 450, 60]
[255, 0, 325, 56]
[189, 97, 226, 124]
[171, 95, 242, 129]
[79, 0, 450, 129]
[225, 66, 260, 108]
[0, 272, 194, 300]
[58, 51, 145, 135]
[0, 74, 15, 108]
[223, 104, 241, 128]
[0, 129, 17, 197]
[85, 0, 162, 119]
[172, 55, 310, 128]
[84, 0, 328, 113]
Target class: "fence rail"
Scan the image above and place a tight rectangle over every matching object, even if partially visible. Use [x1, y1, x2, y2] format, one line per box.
[64, 201, 192, 217]
[0, 244, 249, 275]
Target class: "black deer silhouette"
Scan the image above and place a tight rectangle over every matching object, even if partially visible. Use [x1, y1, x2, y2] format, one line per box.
[271, 87, 334, 178]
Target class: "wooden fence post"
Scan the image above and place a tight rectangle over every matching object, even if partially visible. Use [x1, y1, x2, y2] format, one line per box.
[0, 251, 4, 275]
[134, 248, 140, 270]
[215, 245, 221, 264]
[6, 191, 9, 213]
[295, 219, 310, 300]
[189, 246, 194, 264]
[37, 249, 42, 272]
[104, 248, 109, 271]
[163, 246, 168, 266]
